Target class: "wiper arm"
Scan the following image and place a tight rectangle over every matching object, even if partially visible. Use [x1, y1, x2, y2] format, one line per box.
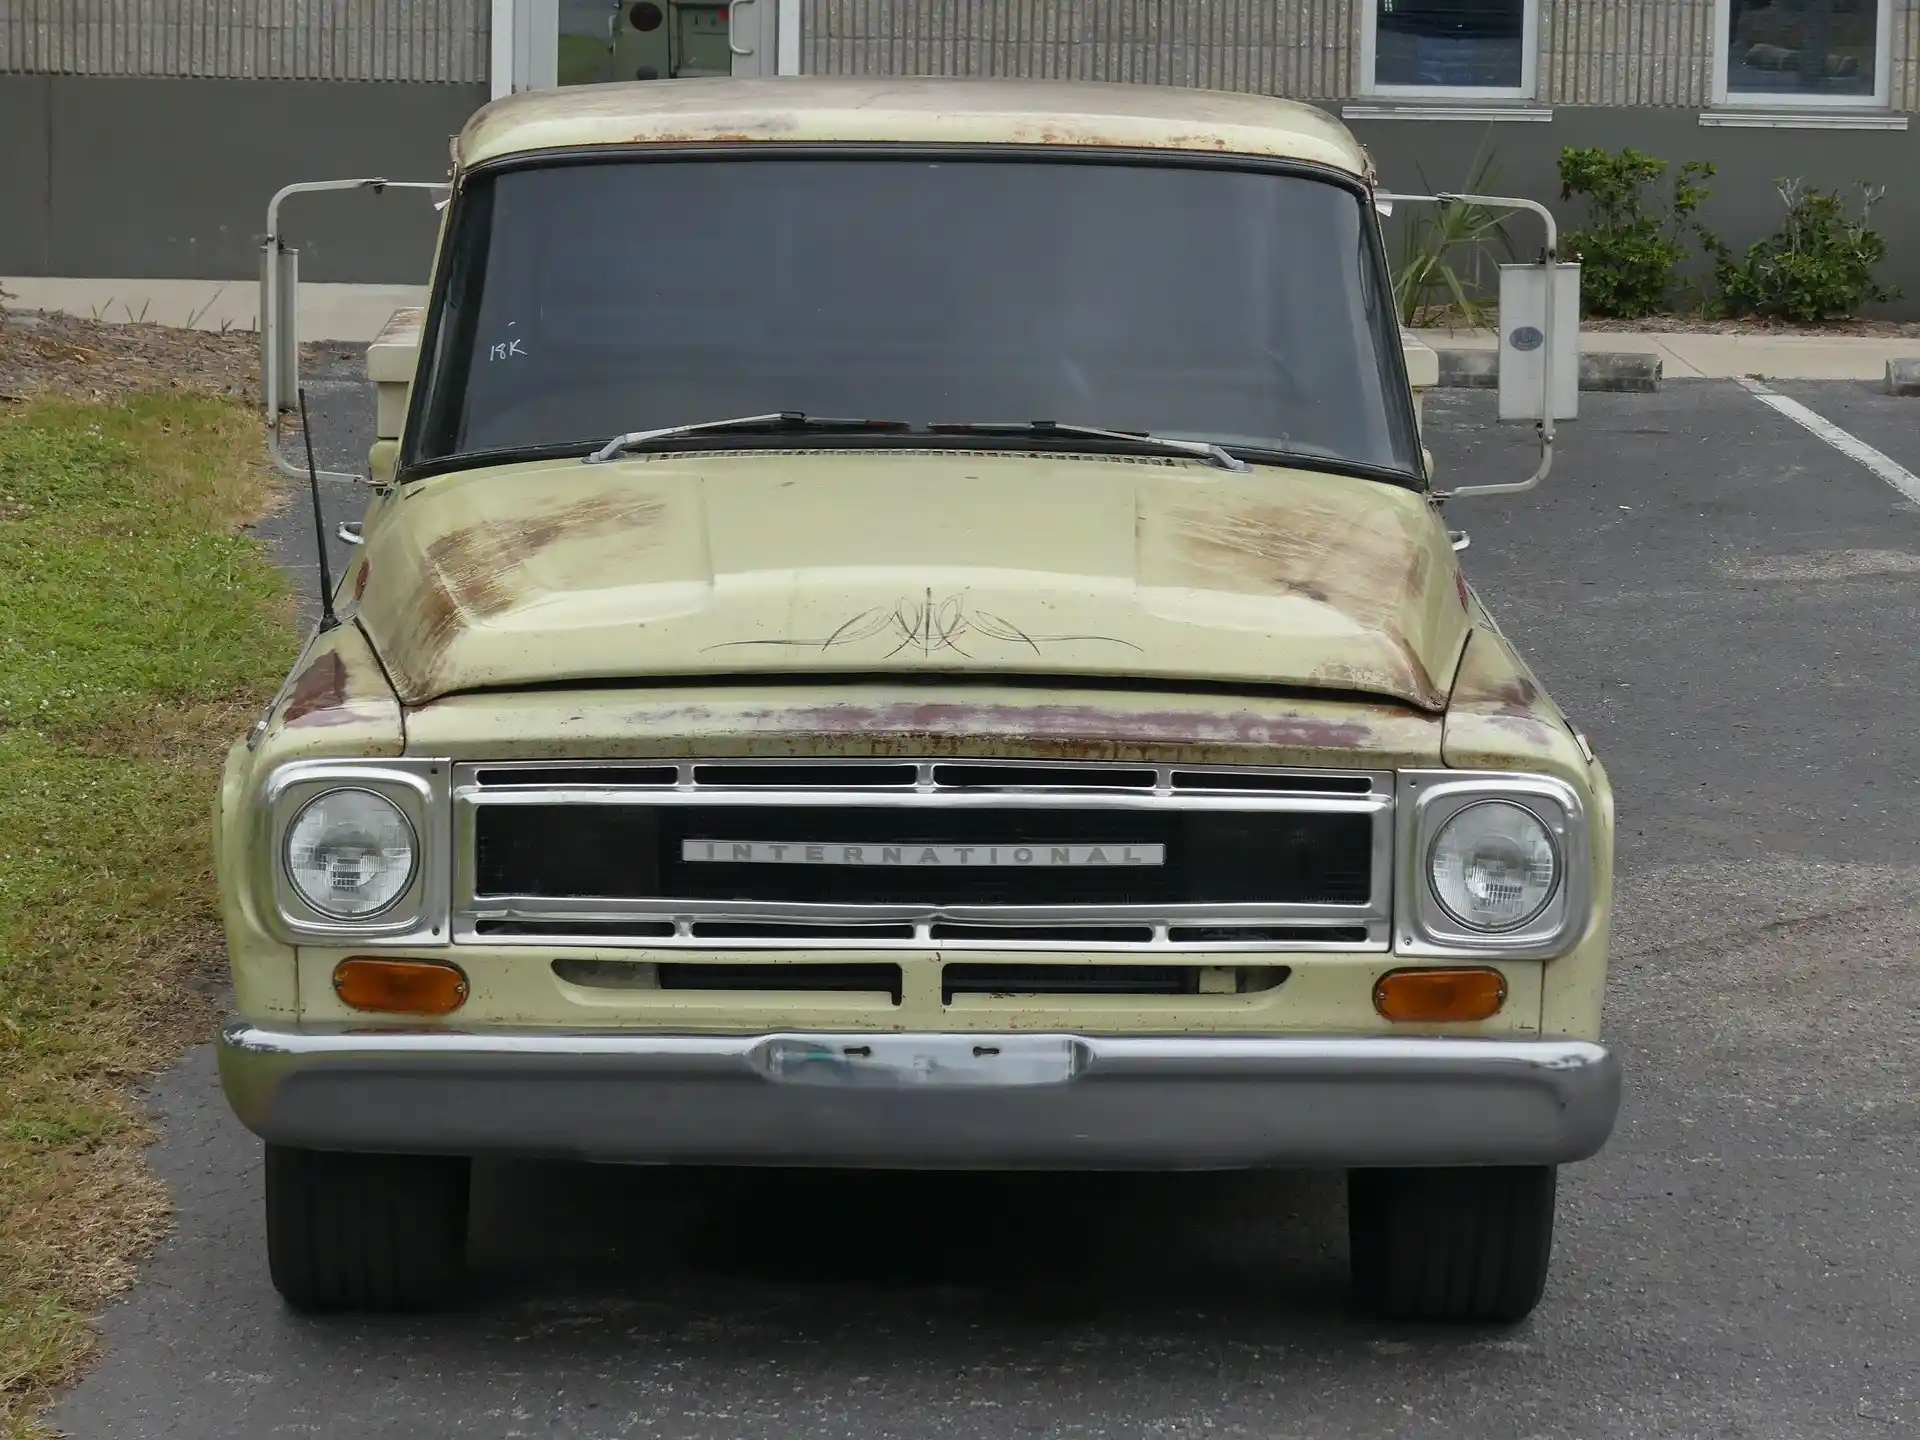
[926, 420, 1250, 473]
[585, 412, 910, 464]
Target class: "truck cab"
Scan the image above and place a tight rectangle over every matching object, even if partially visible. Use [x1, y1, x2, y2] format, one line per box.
[221, 76, 1616, 1324]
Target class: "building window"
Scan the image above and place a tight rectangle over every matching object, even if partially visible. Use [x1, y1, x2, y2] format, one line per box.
[1363, 0, 1538, 99]
[1714, 0, 1891, 107]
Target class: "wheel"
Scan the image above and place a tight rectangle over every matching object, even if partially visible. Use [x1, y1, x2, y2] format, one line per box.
[265, 1144, 470, 1313]
[1347, 1165, 1557, 1323]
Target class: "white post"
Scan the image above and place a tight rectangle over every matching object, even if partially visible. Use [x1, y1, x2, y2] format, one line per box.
[489, 0, 515, 98]
[777, 0, 802, 73]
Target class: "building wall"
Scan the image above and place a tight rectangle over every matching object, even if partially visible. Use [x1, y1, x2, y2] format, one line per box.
[803, 0, 1356, 98]
[0, 75, 482, 280]
[0, 0, 486, 282]
[2, 0, 1917, 307]
[802, 0, 1920, 109]
[805, 0, 1920, 314]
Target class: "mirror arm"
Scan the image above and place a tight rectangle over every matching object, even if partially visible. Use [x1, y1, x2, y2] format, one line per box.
[261, 177, 446, 485]
[1376, 191, 1561, 503]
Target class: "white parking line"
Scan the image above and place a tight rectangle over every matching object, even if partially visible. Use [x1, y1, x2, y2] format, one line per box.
[1738, 377, 1920, 505]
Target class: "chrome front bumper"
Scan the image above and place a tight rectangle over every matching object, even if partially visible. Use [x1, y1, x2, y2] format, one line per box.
[218, 1024, 1620, 1170]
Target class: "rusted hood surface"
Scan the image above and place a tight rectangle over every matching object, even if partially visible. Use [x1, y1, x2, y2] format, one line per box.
[357, 452, 1470, 709]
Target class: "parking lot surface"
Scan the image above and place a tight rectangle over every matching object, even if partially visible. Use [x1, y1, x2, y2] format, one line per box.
[52, 378, 1920, 1440]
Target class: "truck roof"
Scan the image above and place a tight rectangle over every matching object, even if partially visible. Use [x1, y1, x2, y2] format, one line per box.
[456, 76, 1372, 177]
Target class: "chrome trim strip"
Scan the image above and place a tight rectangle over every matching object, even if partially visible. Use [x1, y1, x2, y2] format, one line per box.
[218, 1022, 1621, 1168]
[463, 758, 1389, 796]
[1392, 770, 1591, 960]
[259, 759, 453, 945]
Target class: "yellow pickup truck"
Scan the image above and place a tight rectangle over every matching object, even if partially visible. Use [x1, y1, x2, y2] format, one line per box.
[220, 76, 1617, 1324]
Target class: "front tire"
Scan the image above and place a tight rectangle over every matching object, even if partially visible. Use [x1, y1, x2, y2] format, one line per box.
[1347, 1165, 1557, 1323]
[265, 1144, 470, 1313]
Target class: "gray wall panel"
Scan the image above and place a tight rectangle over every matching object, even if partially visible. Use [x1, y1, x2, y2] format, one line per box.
[2, 75, 483, 280]
[0, 75, 52, 276]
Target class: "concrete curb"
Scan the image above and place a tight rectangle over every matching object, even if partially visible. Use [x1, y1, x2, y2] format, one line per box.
[1886, 358, 1920, 396]
[1435, 349, 1663, 393]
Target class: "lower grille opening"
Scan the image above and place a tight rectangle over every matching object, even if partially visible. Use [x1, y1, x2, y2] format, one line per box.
[660, 962, 903, 1003]
[479, 919, 675, 939]
[943, 963, 1292, 1000]
[945, 963, 1192, 999]
[931, 764, 1156, 790]
[686, 922, 917, 941]
[475, 766, 676, 788]
[553, 958, 660, 989]
[930, 923, 1157, 945]
[691, 763, 917, 788]
[1170, 771, 1373, 794]
[1165, 925, 1371, 945]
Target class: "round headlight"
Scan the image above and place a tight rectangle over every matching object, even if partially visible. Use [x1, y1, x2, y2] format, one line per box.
[1428, 800, 1558, 931]
[285, 789, 417, 919]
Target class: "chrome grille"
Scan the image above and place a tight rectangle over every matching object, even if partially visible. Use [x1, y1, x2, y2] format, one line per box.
[453, 760, 1393, 951]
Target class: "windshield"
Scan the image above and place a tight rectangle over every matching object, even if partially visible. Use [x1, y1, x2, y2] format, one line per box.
[408, 153, 1422, 481]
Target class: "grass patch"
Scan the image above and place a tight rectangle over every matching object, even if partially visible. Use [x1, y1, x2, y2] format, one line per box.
[0, 396, 294, 1435]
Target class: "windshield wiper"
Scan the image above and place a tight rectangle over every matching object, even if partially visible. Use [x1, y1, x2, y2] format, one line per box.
[585, 412, 911, 464]
[925, 421, 1250, 473]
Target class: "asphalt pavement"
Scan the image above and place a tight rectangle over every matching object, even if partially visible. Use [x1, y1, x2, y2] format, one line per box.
[49, 377, 1920, 1440]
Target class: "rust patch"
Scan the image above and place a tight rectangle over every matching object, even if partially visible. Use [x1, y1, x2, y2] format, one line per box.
[1491, 675, 1542, 716]
[1162, 132, 1236, 151]
[723, 700, 1396, 757]
[1444, 632, 1573, 754]
[422, 490, 668, 619]
[390, 490, 668, 696]
[281, 652, 348, 726]
[1165, 497, 1442, 706]
[643, 113, 800, 143]
[352, 557, 372, 603]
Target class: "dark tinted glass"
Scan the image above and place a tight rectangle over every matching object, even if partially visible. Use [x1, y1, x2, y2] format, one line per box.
[412, 156, 1419, 477]
[1728, 0, 1877, 98]
[1374, 0, 1527, 88]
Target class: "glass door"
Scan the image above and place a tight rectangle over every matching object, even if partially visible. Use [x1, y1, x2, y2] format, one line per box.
[553, 0, 778, 85]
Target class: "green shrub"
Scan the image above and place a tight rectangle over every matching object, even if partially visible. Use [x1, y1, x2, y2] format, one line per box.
[1716, 179, 1899, 323]
[1558, 147, 1720, 318]
[1391, 130, 1517, 328]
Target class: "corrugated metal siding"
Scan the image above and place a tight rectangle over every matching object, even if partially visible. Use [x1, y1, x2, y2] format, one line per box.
[1540, 0, 1713, 106]
[809, 0, 1919, 112]
[0, 0, 489, 80]
[802, 0, 1357, 101]
[1895, 1, 1920, 110]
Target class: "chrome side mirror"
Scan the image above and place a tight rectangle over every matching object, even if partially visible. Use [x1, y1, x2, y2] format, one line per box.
[1374, 191, 1579, 501]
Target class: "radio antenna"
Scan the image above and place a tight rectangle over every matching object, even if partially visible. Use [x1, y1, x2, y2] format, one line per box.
[297, 388, 340, 632]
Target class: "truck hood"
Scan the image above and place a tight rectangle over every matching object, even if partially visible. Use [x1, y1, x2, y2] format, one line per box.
[355, 451, 1469, 710]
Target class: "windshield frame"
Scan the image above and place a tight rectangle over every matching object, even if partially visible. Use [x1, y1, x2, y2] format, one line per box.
[400, 143, 1428, 491]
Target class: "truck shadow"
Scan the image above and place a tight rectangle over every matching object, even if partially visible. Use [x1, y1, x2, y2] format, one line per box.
[464, 1160, 1356, 1326]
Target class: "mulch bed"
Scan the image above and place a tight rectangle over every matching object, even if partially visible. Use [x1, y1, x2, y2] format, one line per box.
[1582, 314, 1920, 337]
[0, 307, 269, 402]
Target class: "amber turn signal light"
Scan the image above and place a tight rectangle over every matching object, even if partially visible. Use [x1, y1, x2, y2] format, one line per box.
[1373, 967, 1507, 1023]
[333, 957, 469, 1016]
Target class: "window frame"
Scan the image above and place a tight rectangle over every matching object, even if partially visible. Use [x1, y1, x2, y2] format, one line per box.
[1358, 0, 1541, 102]
[1711, 0, 1894, 109]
